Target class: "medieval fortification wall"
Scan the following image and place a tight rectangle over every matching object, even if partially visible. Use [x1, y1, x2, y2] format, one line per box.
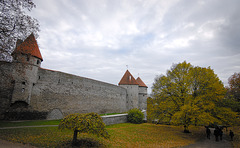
[0, 34, 147, 120]
[31, 68, 128, 116]
[0, 62, 129, 120]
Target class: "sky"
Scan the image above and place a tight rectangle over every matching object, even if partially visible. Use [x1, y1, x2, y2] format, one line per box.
[29, 0, 240, 94]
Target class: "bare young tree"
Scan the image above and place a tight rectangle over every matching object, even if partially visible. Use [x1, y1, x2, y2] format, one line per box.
[0, 0, 40, 61]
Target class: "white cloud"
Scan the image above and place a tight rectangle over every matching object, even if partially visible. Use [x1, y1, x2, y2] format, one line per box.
[163, 36, 196, 48]
[183, 22, 195, 29]
[198, 19, 226, 39]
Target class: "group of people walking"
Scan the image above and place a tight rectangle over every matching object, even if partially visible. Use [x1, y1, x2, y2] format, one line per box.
[206, 126, 234, 141]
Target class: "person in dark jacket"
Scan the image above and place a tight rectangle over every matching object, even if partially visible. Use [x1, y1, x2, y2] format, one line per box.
[229, 130, 234, 141]
[206, 127, 211, 139]
[214, 127, 220, 141]
[219, 128, 223, 140]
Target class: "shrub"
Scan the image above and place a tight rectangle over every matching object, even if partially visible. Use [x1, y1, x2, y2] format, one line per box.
[127, 108, 144, 124]
[58, 113, 109, 145]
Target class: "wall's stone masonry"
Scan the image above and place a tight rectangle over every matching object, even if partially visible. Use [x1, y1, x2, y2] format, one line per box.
[101, 114, 128, 125]
[138, 87, 148, 110]
[29, 68, 128, 118]
[0, 62, 14, 119]
[11, 58, 40, 104]
[46, 108, 63, 120]
[119, 85, 139, 110]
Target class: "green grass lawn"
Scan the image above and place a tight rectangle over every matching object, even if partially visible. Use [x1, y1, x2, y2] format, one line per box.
[0, 120, 61, 127]
[0, 113, 126, 127]
[0, 122, 206, 148]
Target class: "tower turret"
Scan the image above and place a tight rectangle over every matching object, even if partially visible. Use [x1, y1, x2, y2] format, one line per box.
[11, 33, 43, 104]
[136, 77, 148, 110]
[119, 70, 139, 110]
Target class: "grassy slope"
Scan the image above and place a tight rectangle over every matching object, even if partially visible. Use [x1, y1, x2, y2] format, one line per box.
[0, 123, 205, 147]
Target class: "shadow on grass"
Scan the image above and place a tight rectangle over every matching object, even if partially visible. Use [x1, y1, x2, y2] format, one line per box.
[58, 138, 106, 148]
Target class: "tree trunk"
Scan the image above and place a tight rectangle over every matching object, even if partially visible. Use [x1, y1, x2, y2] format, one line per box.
[184, 125, 190, 133]
[72, 130, 78, 145]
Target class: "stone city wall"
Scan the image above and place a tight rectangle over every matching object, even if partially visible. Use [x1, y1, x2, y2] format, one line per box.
[0, 62, 14, 119]
[101, 113, 128, 125]
[30, 68, 128, 118]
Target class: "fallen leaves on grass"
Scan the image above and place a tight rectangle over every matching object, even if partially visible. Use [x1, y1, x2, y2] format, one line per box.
[0, 123, 205, 147]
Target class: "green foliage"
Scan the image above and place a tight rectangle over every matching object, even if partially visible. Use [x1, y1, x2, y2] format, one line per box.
[58, 113, 109, 144]
[127, 108, 144, 124]
[217, 97, 240, 113]
[151, 61, 238, 131]
[147, 97, 156, 123]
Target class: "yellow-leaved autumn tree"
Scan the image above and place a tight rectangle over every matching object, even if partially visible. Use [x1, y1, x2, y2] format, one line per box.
[58, 113, 109, 145]
[151, 61, 237, 132]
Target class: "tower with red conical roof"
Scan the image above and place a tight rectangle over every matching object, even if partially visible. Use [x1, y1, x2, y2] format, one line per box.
[118, 70, 148, 110]
[11, 33, 43, 104]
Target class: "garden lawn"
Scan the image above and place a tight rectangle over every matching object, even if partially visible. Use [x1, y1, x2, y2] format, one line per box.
[105, 123, 205, 147]
[0, 123, 205, 147]
[0, 120, 60, 127]
[0, 113, 126, 127]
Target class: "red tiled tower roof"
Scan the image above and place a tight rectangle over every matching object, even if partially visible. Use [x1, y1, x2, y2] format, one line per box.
[136, 77, 148, 88]
[118, 70, 139, 85]
[12, 33, 43, 61]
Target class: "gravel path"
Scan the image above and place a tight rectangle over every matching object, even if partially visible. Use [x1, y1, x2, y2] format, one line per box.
[184, 128, 233, 148]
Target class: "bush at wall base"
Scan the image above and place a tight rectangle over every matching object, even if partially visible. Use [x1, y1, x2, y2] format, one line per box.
[127, 108, 144, 124]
